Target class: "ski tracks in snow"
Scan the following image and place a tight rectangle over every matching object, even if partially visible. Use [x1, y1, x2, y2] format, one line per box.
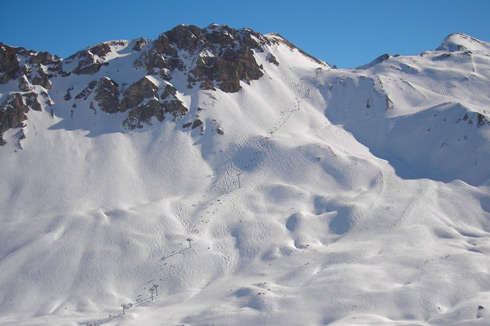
[268, 80, 311, 138]
[394, 179, 430, 228]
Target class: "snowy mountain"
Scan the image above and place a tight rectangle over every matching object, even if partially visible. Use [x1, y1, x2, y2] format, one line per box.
[1, 25, 490, 326]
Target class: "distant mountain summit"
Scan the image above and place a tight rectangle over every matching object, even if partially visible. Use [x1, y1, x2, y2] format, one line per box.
[0, 24, 325, 142]
[437, 32, 490, 52]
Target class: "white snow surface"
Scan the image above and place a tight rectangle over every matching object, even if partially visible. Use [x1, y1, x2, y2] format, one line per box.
[1, 31, 490, 326]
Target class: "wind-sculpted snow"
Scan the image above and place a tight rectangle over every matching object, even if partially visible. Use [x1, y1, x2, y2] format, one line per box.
[0, 27, 490, 326]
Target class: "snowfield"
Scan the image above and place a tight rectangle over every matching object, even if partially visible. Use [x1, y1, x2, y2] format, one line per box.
[0, 29, 490, 325]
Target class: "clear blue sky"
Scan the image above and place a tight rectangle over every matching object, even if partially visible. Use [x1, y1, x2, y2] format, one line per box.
[1, 0, 490, 68]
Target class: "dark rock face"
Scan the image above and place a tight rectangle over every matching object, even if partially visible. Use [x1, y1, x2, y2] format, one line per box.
[94, 77, 121, 114]
[188, 25, 264, 93]
[162, 96, 187, 119]
[120, 79, 187, 129]
[0, 45, 60, 144]
[71, 55, 102, 75]
[28, 51, 56, 65]
[160, 84, 187, 119]
[1, 43, 62, 87]
[89, 43, 112, 58]
[121, 77, 158, 111]
[0, 43, 20, 84]
[75, 80, 97, 100]
[137, 24, 266, 93]
[0, 92, 43, 142]
[161, 84, 177, 99]
[132, 38, 149, 52]
[188, 44, 264, 93]
[123, 99, 164, 130]
[23, 92, 42, 111]
[0, 93, 29, 138]
[120, 77, 187, 126]
[32, 69, 52, 89]
[477, 113, 489, 127]
[191, 119, 203, 129]
[18, 75, 31, 92]
[267, 53, 279, 66]
[64, 87, 73, 101]
[134, 46, 169, 77]
[94, 75, 188, 129]
[64, 43, 113, 75]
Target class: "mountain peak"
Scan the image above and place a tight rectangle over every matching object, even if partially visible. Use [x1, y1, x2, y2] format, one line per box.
[0, 24, 328, 142]
[437, 33, 490, 52]
[147, 24, 266, 92]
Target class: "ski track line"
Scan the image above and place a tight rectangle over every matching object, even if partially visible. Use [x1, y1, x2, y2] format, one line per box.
[394, 179, 429, 228]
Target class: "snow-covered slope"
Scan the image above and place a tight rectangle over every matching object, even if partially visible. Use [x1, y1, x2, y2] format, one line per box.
[1, 26, 490, 326]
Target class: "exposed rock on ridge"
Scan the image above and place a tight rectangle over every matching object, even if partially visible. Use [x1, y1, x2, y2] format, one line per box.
[0, 43, 62, 88]
[94, 77, 120, 114]
[0, 43, 61, 144]
[62, 42, 115, 75]
[138, 24, 266, 92]
[0, 24, 323, 143]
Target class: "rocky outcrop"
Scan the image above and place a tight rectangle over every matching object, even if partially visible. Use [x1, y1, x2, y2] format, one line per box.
[267, 53, 279, 66]
[0, 92, 42, 144]
[121, 81, 188, 129]
[162, 97, 187, 119]
[94, 77, 120, 113]
[28, 51, 57, 65]
[0, 45, 60, 145]
[0, 93, 29, 135]
[120, 77, 158, 111]
[188, 44, 264, 93]
[0, 43, 20, 84]
[89, 43, 112, 58]
[31, 69, 52, 89]
[75, 80, 97, 101]
[191, 119, 203, 129]
[23, 92, 42, 111]
[189, 25, 264, 93]
[1, 43, 62, 88]
[160, 84, 187, 119]
[71, 55, 103, 75]
[18, 75, 31, 92]
[64, 43, 113, 75]
[94, 76, 188, 129]
[458, 112, 490, 127]
[132, 38, 149, 52]
[136, 24, 266, 93]
[477, 113, 490, 127]
[123, 99, 164, 130]
[161, 84, 177, 99]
